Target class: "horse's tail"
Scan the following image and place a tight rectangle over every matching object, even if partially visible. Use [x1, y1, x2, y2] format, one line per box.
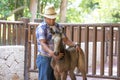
[77, 48, 87, 80]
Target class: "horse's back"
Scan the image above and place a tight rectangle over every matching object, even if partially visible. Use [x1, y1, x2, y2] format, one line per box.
[66, 47, 79, 69]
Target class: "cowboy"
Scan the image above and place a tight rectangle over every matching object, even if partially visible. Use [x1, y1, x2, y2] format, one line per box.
[36, 4, 80, 80]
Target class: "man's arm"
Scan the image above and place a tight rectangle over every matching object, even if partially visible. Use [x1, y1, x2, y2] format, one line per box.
[63, 36, 80, 51]
[40, 39, 64, 59]
[63, 37, 75, 46]
[40, 39, 54, 56]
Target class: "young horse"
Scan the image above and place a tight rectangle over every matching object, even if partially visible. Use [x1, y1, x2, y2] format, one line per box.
[50, 27, 87, 80]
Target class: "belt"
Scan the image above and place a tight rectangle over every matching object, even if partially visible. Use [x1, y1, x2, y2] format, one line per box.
[37, 52, 49, 57]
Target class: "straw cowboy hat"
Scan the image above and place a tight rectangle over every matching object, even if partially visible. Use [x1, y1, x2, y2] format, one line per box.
[40, 5, 57, 19]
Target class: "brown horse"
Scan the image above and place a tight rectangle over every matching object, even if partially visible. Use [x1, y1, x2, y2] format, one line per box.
[50, 27, 87, 80]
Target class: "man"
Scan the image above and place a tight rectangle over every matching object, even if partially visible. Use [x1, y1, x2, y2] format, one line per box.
[36, 4, 80, 80]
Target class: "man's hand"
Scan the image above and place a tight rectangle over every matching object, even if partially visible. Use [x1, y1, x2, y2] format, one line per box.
[48, 51, 64, 60]
[75, 44, 81, 52]
[54, 53, 64, 60]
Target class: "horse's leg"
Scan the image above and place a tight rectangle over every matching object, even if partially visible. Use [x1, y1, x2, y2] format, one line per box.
[79, 69, 87, 80]
[69, 70, 76, 80]
[78, 60, 87, 80]
[61, 71, 67, 80]
[54, 70, 61, 80]
[78, 49, 87, 80]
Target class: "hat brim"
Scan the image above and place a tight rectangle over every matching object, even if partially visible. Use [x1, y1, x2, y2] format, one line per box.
[40, 14, 57, 19]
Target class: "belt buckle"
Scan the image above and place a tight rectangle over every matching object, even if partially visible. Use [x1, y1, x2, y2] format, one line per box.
[38, 52, 48, 57]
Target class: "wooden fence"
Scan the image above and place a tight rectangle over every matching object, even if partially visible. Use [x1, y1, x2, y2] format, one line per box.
[0, 19, 120, 80]
[0, 20, 25, 45]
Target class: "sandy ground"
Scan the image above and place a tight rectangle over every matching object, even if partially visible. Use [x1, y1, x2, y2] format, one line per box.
[67, 76, 115, 80]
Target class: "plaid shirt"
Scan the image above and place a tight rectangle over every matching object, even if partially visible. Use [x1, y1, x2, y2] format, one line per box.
[36, 21, 62, 55]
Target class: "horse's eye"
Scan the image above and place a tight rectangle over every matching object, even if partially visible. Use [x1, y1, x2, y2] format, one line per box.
[55, 30, 60, 34]
[55, 30, 57, 33]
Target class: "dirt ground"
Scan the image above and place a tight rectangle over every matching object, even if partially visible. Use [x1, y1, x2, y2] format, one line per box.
[67, 76, 115, 80]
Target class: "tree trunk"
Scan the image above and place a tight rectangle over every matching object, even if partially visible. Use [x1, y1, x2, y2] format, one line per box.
[30, 0, 38, 21]
[59, 0, 68, 23]
[14, 0, 24, 20]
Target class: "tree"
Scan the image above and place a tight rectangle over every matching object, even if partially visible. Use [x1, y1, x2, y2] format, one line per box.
[0, 0, 25, 20]
[0, 0, 119, 23]
[29, 0, 38, 21]
[0, 0, 29, 20]
[78, 0, 120, 23]
[59, 0, 68, 22]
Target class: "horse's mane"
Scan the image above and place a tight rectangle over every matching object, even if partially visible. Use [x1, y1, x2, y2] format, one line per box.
[59, 40, 66, 53]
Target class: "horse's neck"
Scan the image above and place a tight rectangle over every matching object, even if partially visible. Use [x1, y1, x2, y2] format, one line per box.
[60, 42, 65, 53]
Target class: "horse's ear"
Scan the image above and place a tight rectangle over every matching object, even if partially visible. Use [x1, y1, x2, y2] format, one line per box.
[50, 28, 55, 34]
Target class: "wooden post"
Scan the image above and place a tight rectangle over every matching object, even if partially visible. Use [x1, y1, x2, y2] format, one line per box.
[0, 23, 1, 44]
[100, 26, 105, 75]
[85, 26, 89, 73]
[117, 26, 120, 80]
[21, 17, 30, 80]
[92, 26, 97, 75]
[109, 26, 113, 76]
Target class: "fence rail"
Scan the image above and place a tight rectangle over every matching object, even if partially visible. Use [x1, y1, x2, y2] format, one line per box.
[0, 19, 120, 80]
[0, 20, 25, 45]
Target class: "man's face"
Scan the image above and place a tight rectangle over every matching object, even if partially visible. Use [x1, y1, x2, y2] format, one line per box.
[45, 17, 56, 26]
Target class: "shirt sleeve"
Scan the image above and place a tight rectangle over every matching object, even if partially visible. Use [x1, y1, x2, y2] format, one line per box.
[36, 25, 45, 41]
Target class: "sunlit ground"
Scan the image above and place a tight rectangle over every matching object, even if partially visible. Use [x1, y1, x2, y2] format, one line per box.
[67, 76, 115, 80]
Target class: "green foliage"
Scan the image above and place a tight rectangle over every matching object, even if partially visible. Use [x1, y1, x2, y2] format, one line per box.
[111, 9, 120, 22]
[66, 8, 83, 23]
[79, 0, 99, 13]
[0, 0, 25, 20]
[36, 0, 61, 19]
[0, 0, 11, 19]
[96, 0, 120, 22]
[23, 7, 32, 18]
[0, 0, 119, 22]
[76, 0, 120, 23]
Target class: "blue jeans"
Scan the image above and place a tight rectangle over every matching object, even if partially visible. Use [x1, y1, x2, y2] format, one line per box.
[36, 55, 55, 80]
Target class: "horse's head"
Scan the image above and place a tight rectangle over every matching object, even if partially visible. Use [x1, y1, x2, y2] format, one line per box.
[50, 27, 65, 56]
